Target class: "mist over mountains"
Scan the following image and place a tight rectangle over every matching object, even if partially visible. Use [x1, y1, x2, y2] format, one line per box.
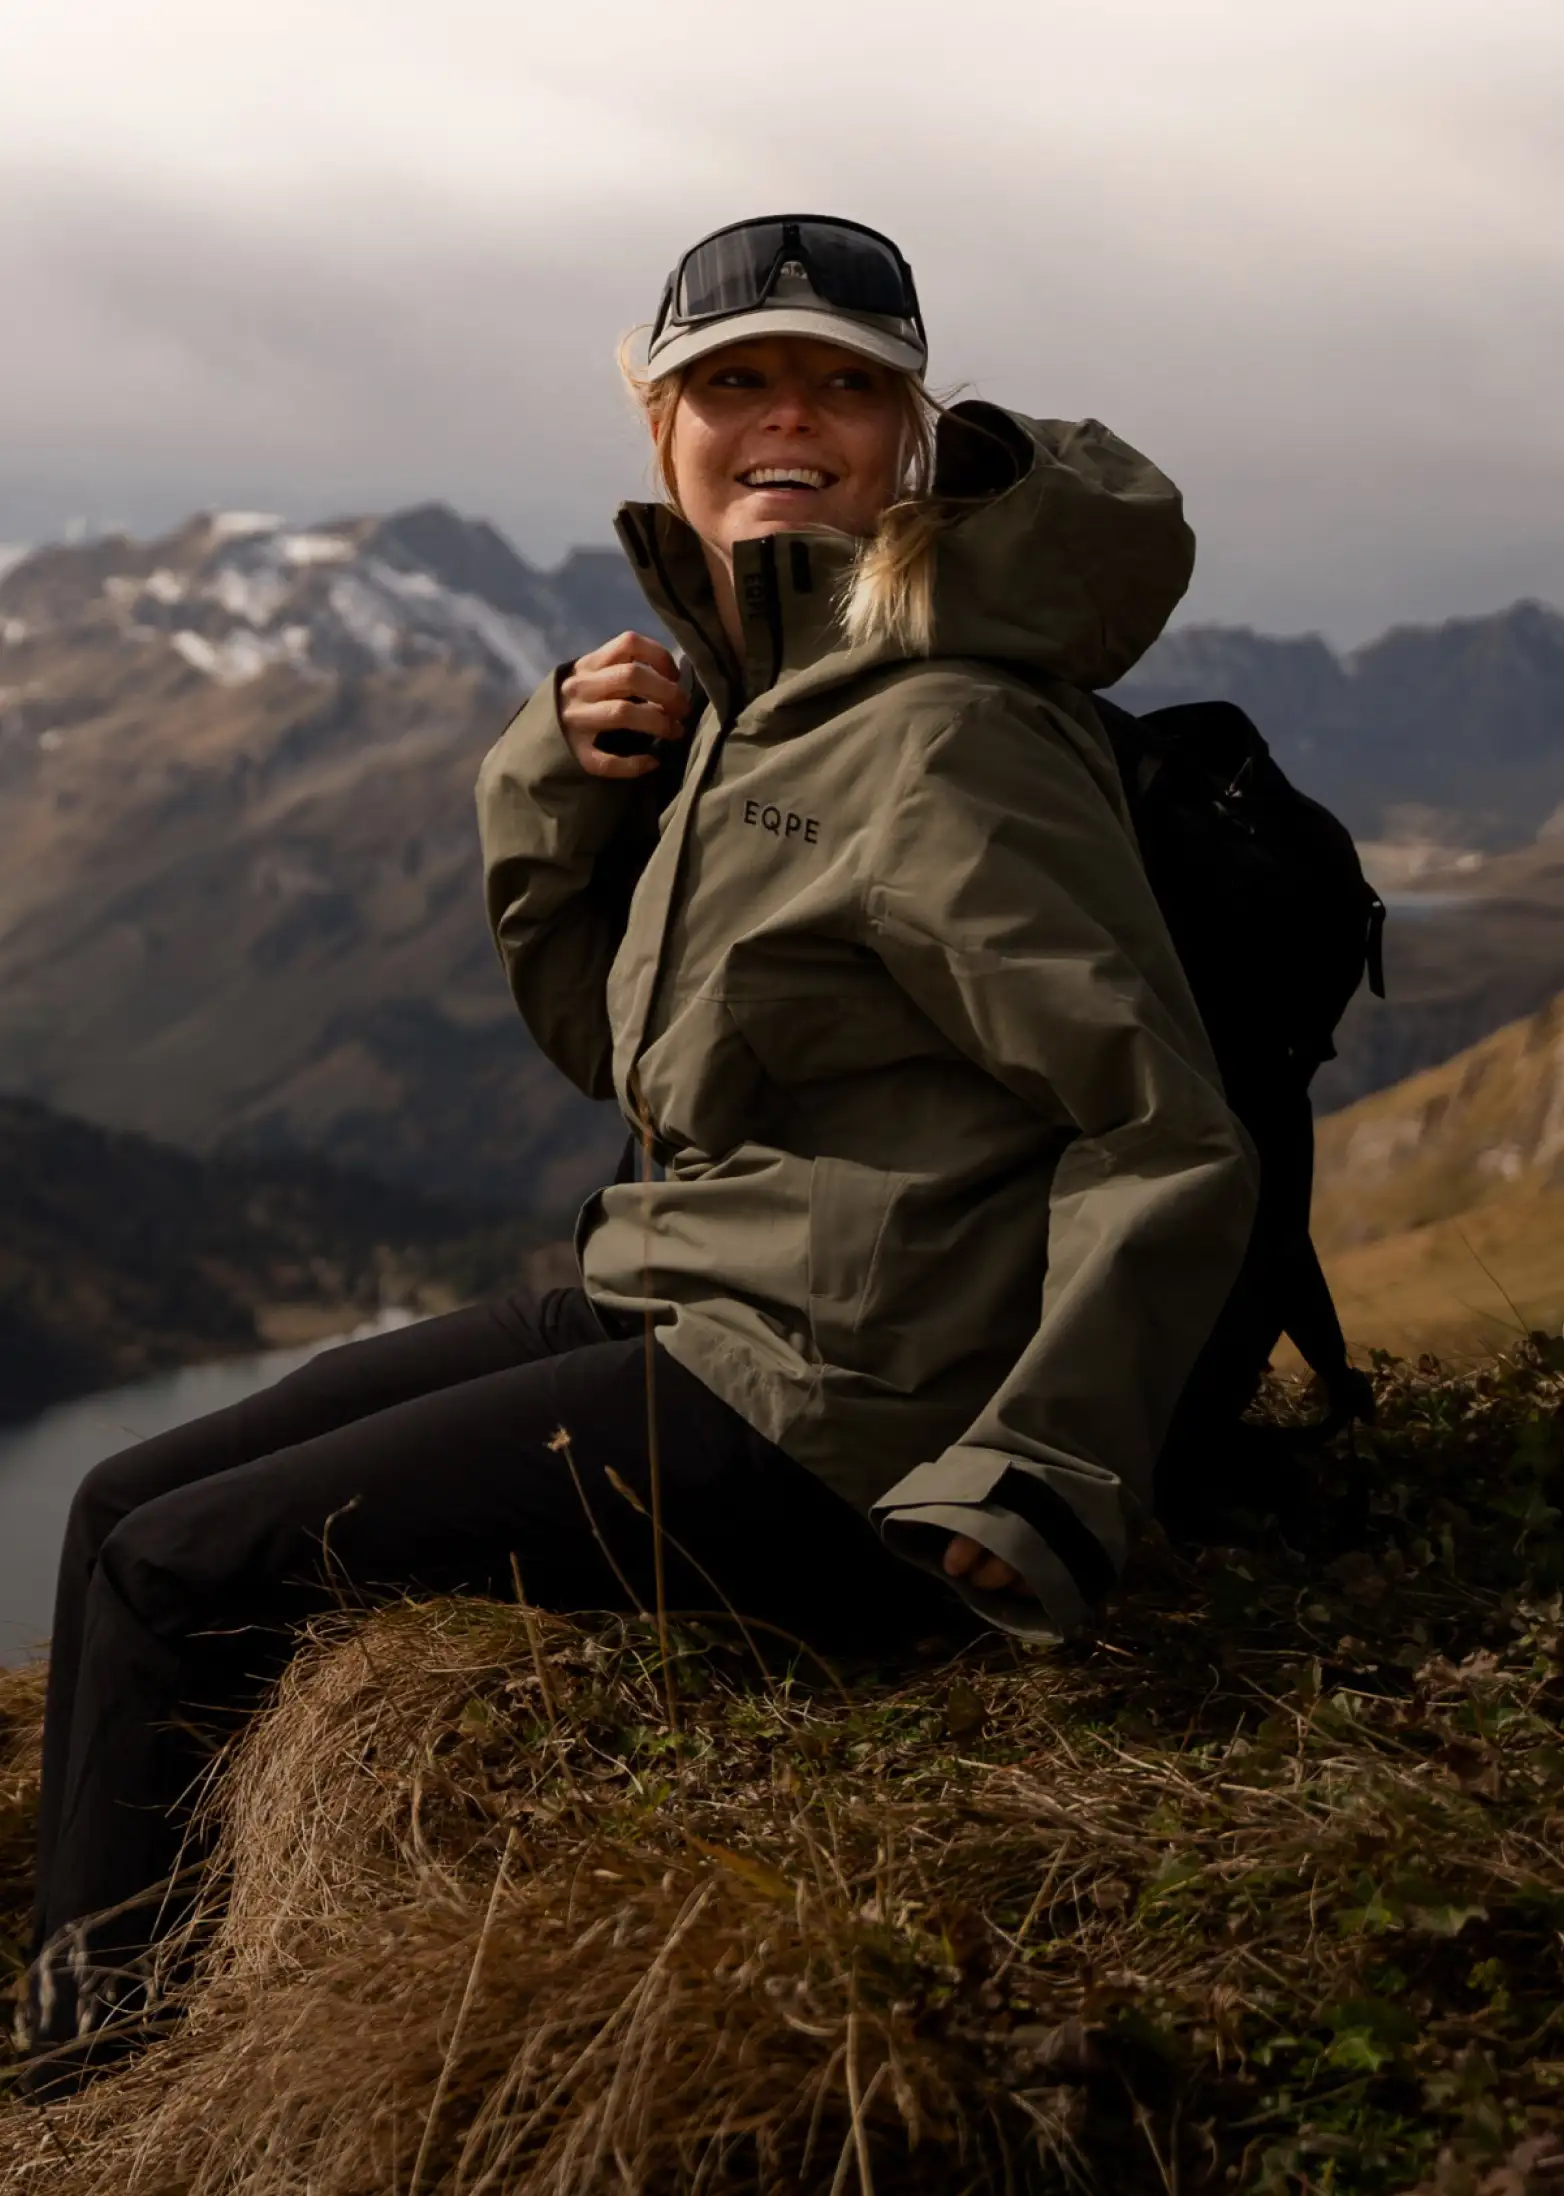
[1, 501, 1561, 1216]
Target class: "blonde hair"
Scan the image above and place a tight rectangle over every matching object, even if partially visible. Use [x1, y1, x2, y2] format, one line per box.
[618, 331, 954, 656]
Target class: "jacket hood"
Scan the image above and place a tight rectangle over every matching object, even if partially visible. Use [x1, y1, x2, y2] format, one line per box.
[916, 403, 1195, 687]
[614, 402, 1195, 712]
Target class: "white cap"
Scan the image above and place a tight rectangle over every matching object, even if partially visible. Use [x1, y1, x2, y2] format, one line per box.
[645, 261, 927, 382]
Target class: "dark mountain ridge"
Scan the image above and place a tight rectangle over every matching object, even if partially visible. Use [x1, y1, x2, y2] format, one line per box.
[0, 1095, 572, 1422]
[1116, 597, 1564, 848]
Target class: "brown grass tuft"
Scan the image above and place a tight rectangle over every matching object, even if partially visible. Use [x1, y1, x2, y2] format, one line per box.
[0, 1666, 45, 1988]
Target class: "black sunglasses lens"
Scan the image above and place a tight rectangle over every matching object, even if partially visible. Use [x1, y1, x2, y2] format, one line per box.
[676, 224, 786, 319]
[673, 220, 915, 325]
[795, 223, 911, 316]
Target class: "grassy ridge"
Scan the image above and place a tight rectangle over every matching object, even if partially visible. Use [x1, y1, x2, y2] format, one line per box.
[1309, 986, 1564, 1363]
[0, 1348, 1561, 2191]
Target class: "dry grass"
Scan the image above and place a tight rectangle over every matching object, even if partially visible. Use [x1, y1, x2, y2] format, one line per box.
[1306, 1182, 1564, 1367]
[0, 1668, 44, 1990]
[1, 1347, 1563, 2193]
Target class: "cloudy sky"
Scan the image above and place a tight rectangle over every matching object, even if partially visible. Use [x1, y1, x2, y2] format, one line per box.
[3, 0, 1561, 643]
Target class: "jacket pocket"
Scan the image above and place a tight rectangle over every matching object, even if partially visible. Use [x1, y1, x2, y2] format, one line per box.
[806, 1155, 900, 1370]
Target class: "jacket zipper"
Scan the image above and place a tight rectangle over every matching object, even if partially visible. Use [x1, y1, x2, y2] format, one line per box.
[618, 531, 754, 1164]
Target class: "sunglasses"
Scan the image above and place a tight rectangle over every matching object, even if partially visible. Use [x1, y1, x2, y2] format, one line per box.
[652, 215, 924, 345]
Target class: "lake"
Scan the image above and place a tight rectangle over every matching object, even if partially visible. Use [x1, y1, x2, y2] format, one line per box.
[0, 1312, 418, 1666]
[1378, 889, 1483, 918]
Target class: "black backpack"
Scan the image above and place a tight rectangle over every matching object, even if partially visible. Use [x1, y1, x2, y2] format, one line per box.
[1090, 692, 1386, 1534]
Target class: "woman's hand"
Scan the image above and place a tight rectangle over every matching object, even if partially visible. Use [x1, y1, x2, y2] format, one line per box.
[943, 1534, 1033, 1596]
[560, 631, 691, 780]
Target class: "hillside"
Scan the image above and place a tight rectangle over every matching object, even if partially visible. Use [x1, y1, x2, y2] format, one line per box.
[1309, 983, 1564, 1356]
[0, 1097, 571, 1421]
[0, 507, 638, 1208]
[1316, 839, 1564, 1112]
[1116, 596, 1564, 850]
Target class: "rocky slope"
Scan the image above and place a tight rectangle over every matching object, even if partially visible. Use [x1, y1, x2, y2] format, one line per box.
[0, 507, 646, 1207]
[0, 1095, 574, 1421]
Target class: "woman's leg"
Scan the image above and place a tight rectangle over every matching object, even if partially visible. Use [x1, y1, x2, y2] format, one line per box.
[34, 1330, 960, 2055]
[32, 1288, 606, 1959]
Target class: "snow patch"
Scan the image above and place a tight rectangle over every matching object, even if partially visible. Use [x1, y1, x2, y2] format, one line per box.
[1, 618, 28, 647]
[0, 545, 29, 586]
[109, 568, 187, 608]
[208, 565, 290, 625]
[327, 575, 401, 665]
[367, 559, 551, 688]
[380, 568, 441, 600]
[280, 532, 354, 567]
[209, 512, 282, 541]
[171, 627, 310, 685]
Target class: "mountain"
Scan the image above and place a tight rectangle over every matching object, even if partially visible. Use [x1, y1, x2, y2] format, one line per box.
[1316, 839, 1564, 1112]
[0, 1096, 574, 1422]
[0, 506, 651, 1210]
[1306, 985, 1564, 1359]
[1115, 598, 1564, 849]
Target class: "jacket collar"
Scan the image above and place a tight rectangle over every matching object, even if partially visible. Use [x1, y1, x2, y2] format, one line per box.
[614, 502, 861, 722]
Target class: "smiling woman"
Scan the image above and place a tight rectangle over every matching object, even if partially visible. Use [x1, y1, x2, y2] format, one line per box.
[614, 218, 940, 658]
[19, 211, 1259, 2092]
[635, 337, 922, 639]
[490, 212, 1254, 1628]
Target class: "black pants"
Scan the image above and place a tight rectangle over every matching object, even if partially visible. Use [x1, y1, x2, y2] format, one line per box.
[31, 1287, 960, 2033]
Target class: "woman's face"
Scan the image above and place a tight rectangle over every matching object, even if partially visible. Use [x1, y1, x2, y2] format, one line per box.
[662, 337, 907, 563]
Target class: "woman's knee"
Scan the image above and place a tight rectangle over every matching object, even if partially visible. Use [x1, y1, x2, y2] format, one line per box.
[93, 1501, 225, 1642]
[65, 1448, 161, 1569]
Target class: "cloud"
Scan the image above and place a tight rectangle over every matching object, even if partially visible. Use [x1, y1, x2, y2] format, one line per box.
[3, 0, 1562, 640]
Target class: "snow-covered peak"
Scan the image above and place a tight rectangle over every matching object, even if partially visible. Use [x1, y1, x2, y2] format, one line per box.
[0, 502, 656, 697]
[278, 531, 355, 567]
[208, 511, 283, 542]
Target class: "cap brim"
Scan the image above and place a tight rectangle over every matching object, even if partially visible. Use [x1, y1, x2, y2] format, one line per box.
[646, 305, 926, 381]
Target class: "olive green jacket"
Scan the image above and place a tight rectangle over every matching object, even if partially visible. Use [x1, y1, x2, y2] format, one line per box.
[477, 406, 1257, 1638]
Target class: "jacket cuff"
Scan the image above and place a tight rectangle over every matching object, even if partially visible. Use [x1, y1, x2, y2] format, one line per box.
[871, 1447, 1122, 1641]
[875, 1501, 1087, 1640]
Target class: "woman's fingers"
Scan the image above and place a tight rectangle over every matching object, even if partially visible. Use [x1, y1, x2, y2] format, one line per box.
[942, 1533, 1031, 1596]
[560, 633, 691, 780]
[568, 654, 690, 721]
[576, 629, 683, 685]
